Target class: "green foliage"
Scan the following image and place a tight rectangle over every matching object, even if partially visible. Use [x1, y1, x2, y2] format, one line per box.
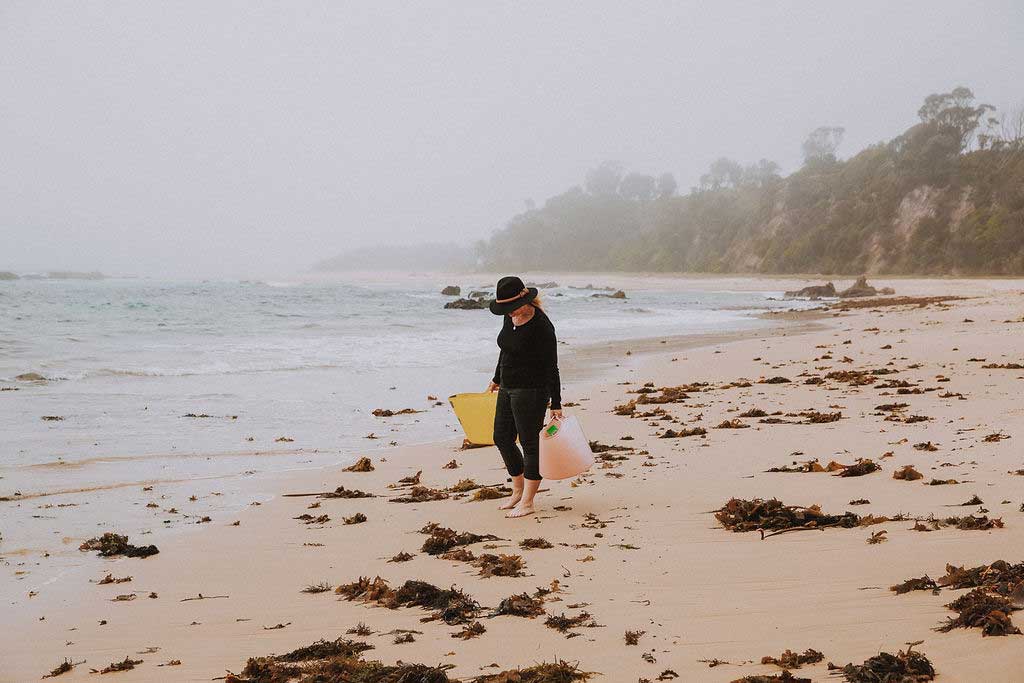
[480, 89, 1024, 276]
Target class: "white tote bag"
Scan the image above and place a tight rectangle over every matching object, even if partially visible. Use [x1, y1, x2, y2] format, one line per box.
[538, 414, 594, 480]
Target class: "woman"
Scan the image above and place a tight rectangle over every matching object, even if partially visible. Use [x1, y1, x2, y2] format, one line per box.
[486, 276, 563, 518]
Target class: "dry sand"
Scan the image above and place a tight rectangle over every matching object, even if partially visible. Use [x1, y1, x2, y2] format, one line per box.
[4, 279, 1024, 682]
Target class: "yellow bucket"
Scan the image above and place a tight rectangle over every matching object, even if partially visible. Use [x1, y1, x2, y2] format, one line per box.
[448, 392, 498, 446]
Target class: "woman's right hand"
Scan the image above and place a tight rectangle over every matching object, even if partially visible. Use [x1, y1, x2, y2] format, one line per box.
[486, 381, 499, 393]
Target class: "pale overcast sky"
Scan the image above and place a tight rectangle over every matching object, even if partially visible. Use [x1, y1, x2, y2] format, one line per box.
[2, 1, 1022, 278]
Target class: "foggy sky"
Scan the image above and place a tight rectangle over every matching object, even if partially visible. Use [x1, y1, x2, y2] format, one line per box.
[2, 1, 1023, 278]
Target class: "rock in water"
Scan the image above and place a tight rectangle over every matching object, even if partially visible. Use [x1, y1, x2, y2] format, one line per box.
[441, 285, 461, 296]
[15, 372, 46, 381]
[839, 276, 879, 298]
[444, 298, 489, 310]
[784, 282, 836, 298]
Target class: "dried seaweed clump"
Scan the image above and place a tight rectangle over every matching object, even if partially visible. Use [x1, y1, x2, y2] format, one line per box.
[79, 533, 159, 559]
[635, 384, 706, 404]
[343, 456, 374, 472]
[472, 486, 511, 501]
[937, 560, 1024, 591]
[389, 486, 449, 503]
[545, 611, 601, 633]
[730, 672, 811, 683]
[825, 369, 876, 386]
[452, 621, 487, 640]
[474, 553, 526, 578]
[226, 650, 454, 683]
[893, 465, 923, 481]
[890, 576, 939, 595]
[827, 642, 935, 682]
[767, 459, 826, 473]
[834, 459, 880, 477]
[469, 660, 595, 682]
[760, 649, 823, 669]
[43, 659, 79, 678]
[276, 638, 374, 662]
[343, 513, 367, 525]
[320, 486, 374, 499]
[301, 582, 333, 594]
[800, 410, 842, 423]
[659, 426, 706, 438]
[520, 537, 554, 550]
[493, 592, 546, 618]
[715, 498, 859, 533]
[937, 589, 1021, 636]
[336, 575, 481, 625]
[624, 630, 645, 645]
[91, 657, 143, 674]
[715, 419, 750, 429]
[419, 523, 501, 555]
[388, 551, 413, 563]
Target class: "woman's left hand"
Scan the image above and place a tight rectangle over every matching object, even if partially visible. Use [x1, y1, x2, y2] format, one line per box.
[549, 409, 563, 421]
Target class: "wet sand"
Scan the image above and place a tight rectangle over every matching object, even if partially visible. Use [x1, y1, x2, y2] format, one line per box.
[4, 278, 1024, 681]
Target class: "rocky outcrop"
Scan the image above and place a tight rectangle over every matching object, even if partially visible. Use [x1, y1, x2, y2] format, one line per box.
[784, 282, 836, 299]
[15, 372, 46, 381]
[441, 285, 461, 296]
[444, 298, 490, 310]
[839, 276, 894, 298]
[592, 290, 627, 299]
[0, 271, 17, 280]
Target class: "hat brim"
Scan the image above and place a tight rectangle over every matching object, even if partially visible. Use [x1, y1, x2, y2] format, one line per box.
[488, 287, 538, 315]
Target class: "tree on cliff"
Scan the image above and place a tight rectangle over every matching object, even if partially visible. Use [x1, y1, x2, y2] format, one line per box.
[802, 126, 845, 164]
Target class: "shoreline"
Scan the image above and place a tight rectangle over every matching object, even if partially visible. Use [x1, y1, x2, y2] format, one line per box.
[5, 280, 1024, 681]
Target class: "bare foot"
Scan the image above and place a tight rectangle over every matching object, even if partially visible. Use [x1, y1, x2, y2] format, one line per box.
[498, 491, 523, 510]
[505, 503, 535, 518]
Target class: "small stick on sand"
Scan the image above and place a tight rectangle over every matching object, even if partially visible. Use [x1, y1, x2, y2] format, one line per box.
[179, 593, 229, 602]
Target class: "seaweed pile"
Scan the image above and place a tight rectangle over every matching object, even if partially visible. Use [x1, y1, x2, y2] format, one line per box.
[223, 638, 454, 683]
[890, 560, 1024, 635]
[826, 642, 935, 682]
[659, 426, 706, 438]
[908, 515, 1003, 531]
[321, 486, 374, 499]
[833, 459, 880, 477]
[714, 498, 860, 535]
[760, 649, 823, 669]
[730, 673, 810, 683]
[544, 611, 602, 635]
[493, 591, 547, 618]
[419, 522, 502, 555]
[343, 457, 374, 472]
[79, 533, 159, 559]
[474, 553, 526, 578]
[335, 576, 480, 625]
[389, 486, 450, 503]
[90, 657, 143, 674]
[938, 589, 1020, 635]
[468, 660, 595, 682]
[893, 465, 924, 481]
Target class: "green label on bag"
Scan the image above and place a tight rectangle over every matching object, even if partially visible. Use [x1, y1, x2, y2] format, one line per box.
[546, 424, 559, 436]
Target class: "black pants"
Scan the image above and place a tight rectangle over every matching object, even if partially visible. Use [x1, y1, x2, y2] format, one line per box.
[493, 386, 549, 481]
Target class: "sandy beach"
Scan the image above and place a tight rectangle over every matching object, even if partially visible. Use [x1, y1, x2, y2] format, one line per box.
[4, 276, 1024, 682]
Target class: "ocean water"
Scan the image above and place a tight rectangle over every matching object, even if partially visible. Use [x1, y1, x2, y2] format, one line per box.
[0, 275, 816, 573]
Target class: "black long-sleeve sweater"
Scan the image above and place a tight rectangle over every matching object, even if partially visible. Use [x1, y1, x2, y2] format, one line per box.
[491, 305, 562, 409]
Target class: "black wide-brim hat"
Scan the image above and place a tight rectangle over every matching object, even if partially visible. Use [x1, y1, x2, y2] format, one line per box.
[488, 276, 538, 315]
